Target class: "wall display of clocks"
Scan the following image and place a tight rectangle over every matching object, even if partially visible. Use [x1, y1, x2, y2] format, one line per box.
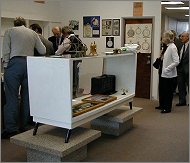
[125, 24, 152, 53]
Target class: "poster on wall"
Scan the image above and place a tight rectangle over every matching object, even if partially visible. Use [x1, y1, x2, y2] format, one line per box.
[69, 20, 79, 36]
[102, 19, 112, 36]
[112, 19, 120, 36]
[125, 24, 152, 53]
[133, 2, 143, 16]
[83, 16, 100, 38]
[106, 37, 114, 48]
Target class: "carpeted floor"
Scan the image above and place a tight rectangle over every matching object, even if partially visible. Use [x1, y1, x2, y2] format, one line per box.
[1, 96, 189, 162]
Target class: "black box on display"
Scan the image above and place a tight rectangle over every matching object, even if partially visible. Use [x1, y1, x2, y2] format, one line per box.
[91, 74, 116, 95]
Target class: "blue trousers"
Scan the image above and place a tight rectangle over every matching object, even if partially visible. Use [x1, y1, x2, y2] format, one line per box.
[3, 57, 30, 132]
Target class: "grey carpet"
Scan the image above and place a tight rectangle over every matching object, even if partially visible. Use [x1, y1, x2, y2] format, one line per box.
[1, 96, 189, 162]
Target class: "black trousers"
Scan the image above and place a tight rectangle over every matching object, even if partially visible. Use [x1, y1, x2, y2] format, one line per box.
[177, 69, 189, 104]
[159, 77, 177, 111]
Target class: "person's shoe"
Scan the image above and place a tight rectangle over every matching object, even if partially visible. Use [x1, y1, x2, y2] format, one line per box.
[1, 131, 19, 139]
[176, 103, 186, 106]
[155, 106, 162, 110]
[161, 109, 171, 113]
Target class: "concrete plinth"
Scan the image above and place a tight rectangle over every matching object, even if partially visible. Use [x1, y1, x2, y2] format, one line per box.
[91, 106, 143, 136]
[10, 125, 101, 162]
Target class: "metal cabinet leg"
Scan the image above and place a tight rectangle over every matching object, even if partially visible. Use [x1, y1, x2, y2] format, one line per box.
[65, 129, 72, 143]
[33, 122, 40, 136]
[129, 102, 132, 110]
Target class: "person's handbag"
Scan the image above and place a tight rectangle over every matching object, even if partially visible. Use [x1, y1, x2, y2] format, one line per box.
[153, 57, 161, 69]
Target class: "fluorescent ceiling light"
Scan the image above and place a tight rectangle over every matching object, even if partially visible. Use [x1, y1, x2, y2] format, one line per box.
[185, 15, 189, 17]
[166, 7, 189, 10]
[161, 2, 184, 5]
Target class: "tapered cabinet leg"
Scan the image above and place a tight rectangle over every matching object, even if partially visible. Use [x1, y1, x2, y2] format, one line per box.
[129, 102, 132, 110]
[65, 129, 72, 143]
[33, 122, 40, 136]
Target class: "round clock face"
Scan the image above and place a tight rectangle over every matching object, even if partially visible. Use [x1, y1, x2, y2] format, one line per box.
[142, 41, 149, 50]
[143, 28, 150, 38]
[135, 27, 141, 35]
[107, 40, 113, 47]
[127, 28, 135, 37]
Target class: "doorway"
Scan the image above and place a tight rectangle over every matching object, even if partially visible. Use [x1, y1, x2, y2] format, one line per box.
[124, 18, 153, 99]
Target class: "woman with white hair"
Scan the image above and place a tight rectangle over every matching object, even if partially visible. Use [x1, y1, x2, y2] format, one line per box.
[159, 30, 179, 113]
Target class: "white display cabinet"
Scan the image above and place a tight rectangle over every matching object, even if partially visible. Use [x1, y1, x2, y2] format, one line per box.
[27, 53, 137, 142]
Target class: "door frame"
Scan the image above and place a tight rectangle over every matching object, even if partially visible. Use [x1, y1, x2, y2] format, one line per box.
[121, 16, 155, 100]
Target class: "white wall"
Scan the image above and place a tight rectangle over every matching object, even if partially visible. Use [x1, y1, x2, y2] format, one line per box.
[1, 0, 62, 57]
[0, 0, 161, 100]
[60, 0, 161, 100]
[1, 0, 62, 22]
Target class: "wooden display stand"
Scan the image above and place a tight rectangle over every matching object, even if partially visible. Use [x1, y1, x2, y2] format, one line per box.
[27, 53, 137, 142]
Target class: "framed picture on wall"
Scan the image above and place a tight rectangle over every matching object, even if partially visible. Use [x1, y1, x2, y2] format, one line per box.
[112, 19, 120, 36]
[102, 19, 112, 36]
[69, 20, 79, 36]
[83, 16, 100, 38]
[106, 37, 114, 48]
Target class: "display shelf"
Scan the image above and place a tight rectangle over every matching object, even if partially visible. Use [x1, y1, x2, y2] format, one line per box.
[27, 52, 137, 142]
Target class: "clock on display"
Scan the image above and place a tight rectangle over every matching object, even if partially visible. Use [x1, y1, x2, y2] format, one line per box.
[142, 39, 150, 50]
[106, 37, 114, 48]
[142, 26, 150, 38]
[107, 40, 113, 47]
[135, 26, 141, 35]
[127, 27, 135, 37]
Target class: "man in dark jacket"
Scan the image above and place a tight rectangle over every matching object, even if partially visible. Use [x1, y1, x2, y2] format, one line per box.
[48, 26, 64, 52]
[30, 24, 54, 56]
[176, 32, 189, 106]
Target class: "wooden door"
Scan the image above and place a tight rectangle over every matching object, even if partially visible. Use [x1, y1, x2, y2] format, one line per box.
[125, 18, 152, 98]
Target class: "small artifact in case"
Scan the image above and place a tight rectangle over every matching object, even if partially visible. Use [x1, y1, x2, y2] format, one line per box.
[72, 101, 104, 117]
[91, 74, 116, 95]
[82, 94, 117, 104]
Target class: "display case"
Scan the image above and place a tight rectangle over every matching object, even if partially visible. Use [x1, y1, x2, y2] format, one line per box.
[27, 53, 137, 142]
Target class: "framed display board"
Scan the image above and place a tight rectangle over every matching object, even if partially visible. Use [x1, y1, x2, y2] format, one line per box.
[83, 16, 100, 38]
[106, 37, 114, 48]
[82, 94, 117, 104]
[125, 24, 152, 53]
[112, 19, 120, 36]
[102, 19, 112, 36]
[73, 101, 104, 117]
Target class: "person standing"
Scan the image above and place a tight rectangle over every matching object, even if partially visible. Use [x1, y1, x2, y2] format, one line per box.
[48, 26, 64, 52]
[176, 32, 189, 106]
[1, 17, 46, 138]
[154, 42, 167, 110]
[29, 23, 54, 56]
[170, 30, 183, 93]
[159, 30, 179, 113]
[55, 26, 83, 98]
[171, 30, 183, 55]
